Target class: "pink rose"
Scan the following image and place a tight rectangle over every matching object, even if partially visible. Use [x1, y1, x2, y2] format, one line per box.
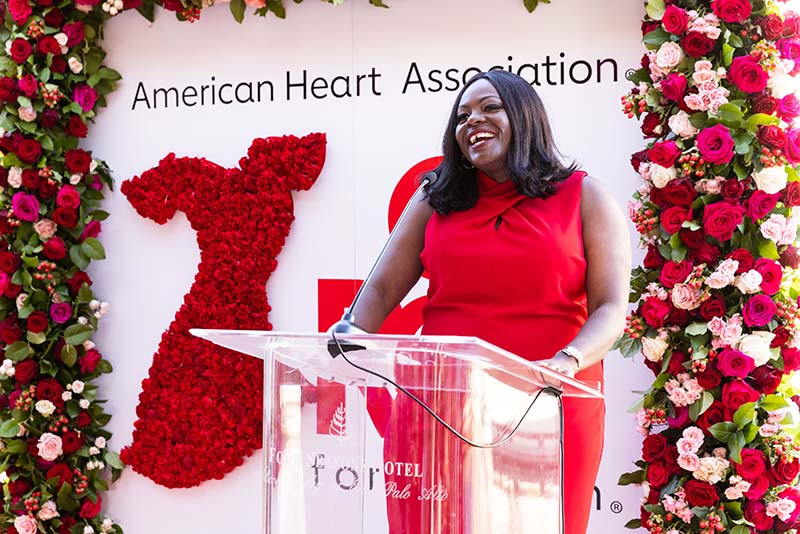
[62, 22, 85, 47]
[11, 191, 40, 222]
[696, 124, 735, 165]
[712, 0, 752, 23]
[80, 220, 102, 241]
[72, 84, 97, 112]
[13, 515, 38, 534]
[785, 129, 800, 164]
[729, 56, 769, 94]
[742, 294, 777, 327]
[56, 185, 81, 209]
[779, 94, 800, 121]
[50, 302, 72, 324]
[37, 432, 63, 461]
[662, 5, 689, 35]
[703, 201, 745, 241]
[722, 379, 761, 411]
[755, 258, 782, 295]
[660, 73, 688, 102]
[716, 348, 755, 378]
[8, 0, 32, 26]
[33, 218, 57, 240]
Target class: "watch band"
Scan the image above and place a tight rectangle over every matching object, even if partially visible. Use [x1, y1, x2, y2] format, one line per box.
[559, 345, 584, 372]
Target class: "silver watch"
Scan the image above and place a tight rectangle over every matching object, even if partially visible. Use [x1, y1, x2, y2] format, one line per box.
[559, 345, 584, 372]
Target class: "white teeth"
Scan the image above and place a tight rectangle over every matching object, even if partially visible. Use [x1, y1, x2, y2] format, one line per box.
[469, 132, 496, 146]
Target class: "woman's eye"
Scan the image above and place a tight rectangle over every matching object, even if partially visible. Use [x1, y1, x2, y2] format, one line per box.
[456, 113, 469, 123]
[485, 103, 502, 112]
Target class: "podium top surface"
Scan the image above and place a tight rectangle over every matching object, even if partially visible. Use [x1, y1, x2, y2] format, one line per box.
[191, 329, 603, 399]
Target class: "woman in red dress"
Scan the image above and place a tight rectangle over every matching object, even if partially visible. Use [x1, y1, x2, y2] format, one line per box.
[348, 70, 630, 534]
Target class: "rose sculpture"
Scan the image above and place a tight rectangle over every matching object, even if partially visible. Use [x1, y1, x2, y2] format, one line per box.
[617, 1, 800, 534]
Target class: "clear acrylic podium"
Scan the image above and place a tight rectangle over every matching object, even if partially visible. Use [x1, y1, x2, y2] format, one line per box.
[192, 330, 603, 534]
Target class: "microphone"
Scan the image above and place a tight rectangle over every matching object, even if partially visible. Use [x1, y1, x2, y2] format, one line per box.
[328, 176, 431, 342]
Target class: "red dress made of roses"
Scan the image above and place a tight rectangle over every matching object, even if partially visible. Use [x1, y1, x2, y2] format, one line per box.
[383, 170, 604, 534]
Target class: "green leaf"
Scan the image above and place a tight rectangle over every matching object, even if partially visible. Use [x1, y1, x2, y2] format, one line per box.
[5, 341, 32, 362]
[689, 113, 708, 129]
[733, 402, 755, 429]
[716, 103, 744, 127]
[69, 245, 89, 270]
[56, 483, 79, 512]
[643, 28, 671, 47]
[652, 372, 671, 389]
[77, 284, 94, 305]
[96, 359, 112, 374]
[230, 0, 246, 22]
[61, 344, 77, 367]
[646, 0, 666, 20]
[733, 131, 753, 155]
[90, 210, 110, 221]
[368, 0, 390, 6]
[266, 0, 285, 17]
[137, 0, 155, 22]
[618, 469, 645, 486]
[731, 526, 749, 534]
[64, 324, 92, 346]
[743, 422, 759, 443]
[761, 394, 790, 411]
[729, 33, 744, 48]
[80, 238, 105, 261]
[709, 421, 737, 442]
[722, 43, 735, 66]
[746, 113, 778, 132]
[104, 450, 124, 470]
[96, 68, 122, 81]
[0, 419, 20, 438]
[729, 431, 746, 463]
[757, 239, 780, 259]
[5, 439, 25, 453]
[685, 322, 708, 336]
[26, 331, 46, 345]
[689, 390, 714, 421]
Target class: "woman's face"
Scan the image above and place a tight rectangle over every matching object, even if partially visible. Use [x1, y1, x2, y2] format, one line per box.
[454, 78, 512, 182]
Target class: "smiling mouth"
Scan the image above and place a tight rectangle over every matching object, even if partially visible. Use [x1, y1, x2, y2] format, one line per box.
[469, 132, 496, 146]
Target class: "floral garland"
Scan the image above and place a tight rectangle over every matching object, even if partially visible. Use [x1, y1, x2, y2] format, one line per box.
[616, 1, 800, 533]
[118, 134, 326, 488]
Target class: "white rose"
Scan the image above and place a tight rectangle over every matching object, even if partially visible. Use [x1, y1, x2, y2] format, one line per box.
[79, 399, 90, 409]
[37, 500, 59, 520]
[18, 106, 36, 123]
[668, 111, 699, 139]
[737, 331, 776, 367]
[754, 166, 788, 195]
[95, 436, 106, 448]
[71, 380, 85, 394]
[14, 515, 38, 534]
[62, 391, 72, 401]
[655, 42, 685, 71]
[35, 400, 56, 417]
[641, 336, 669, 362]
[650, 164, 678, 188]
[102, 518, 114, 531]
[734, 270, 763, 294]
[768, 73, 800, 99]
[68, 57, 83, 74]
[706, 271, 733, 289]
[7, 167, 22, 188]
[37, 433, 63, 461]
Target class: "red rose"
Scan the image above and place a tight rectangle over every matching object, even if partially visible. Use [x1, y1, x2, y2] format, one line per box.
[688, 242, 721, 264]
[696, 124, 735, 165]
[699, 293, 726, 320]
[660, 73, 688, 102]
[631, 149, 648, 173]
[14, 359, 38, 384]
[717, 347, 755, 378]
[771, 458, 800, 485]
[9, 38, 32, 64]
[39, 179, 57, 199]
[712, 0, 752, 23]
[17, 74, 37, 97]
[26, 311, 49, 333]
[730, 55, 769, 94]
[46, 463, 73, 488]
[65, 116, 88, 138]
[755, 258, 782, 295]
[61, 430, 84, 454]
[760, 14, 785, 40]
[21, 169, 39, 190]
[52, 208, 78, 229]
[758, 124, 787, 148]
[79, 349, 101, 374]
[727, 248, 754, 273]
[703, 201, 745, 241]
[76, 411, 91, 427]
[643, 245, 665, 269]
[659, 260, 693, 288]
[8, 477, 31, 498]
[648, 140, 682, 167]
[784, 346, 800, 372]
[78, 495, 102, 519]
[679, 229, 704, 249]
[642, 433, 667, 462]
[80, 220, 101, 241]
[646, 460, 669, 488]
[0, 252, 20, 274]
[722, 379, 761, 411]
[783, 181, 800, 207]
[742, 294, 777, 327]
[641, 112, 663, 138]
[0, 316, 22, 345]
[16, 138, 42, 165]
[772, 325, 791, 348]
[50, 56, 66, 74]
[36, 35, 61, 56]
[43, 236, 67, 260]
[40, 109, 59, 129]
[43, 8, 64, 28]
[8, 0, 32, 25]
[696, 368, 722, 389]
[752, 365, 782, 394]
[0, 77, 19, 102]
[746, 190, 780, 221]
[663, 179, 697, 207]
[746, 474, 770, 499]
[752, 93, 779, 115]
[36, 378, 63, 403]
[58, 517, 76, 534]
[721, 179, 745, 200]
[62, 22, 85, 48]
[665, 305, 690, 327]
[745, 500, 774, 531]
[661, 206, 692, 234]
[64, 149, 92, 174]
[684, 480, 719, 507]
[682, 31, 716, 58]
[641, 297, 671, 328]
[67, 271, 92, 294]
[662, 5, 689, 35]
[56, 185, 81, 209]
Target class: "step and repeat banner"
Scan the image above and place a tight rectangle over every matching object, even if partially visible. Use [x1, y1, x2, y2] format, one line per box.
[84, 0, 652, 532]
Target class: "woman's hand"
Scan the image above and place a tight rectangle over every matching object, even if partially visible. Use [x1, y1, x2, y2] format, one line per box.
[538, 351, 579, 379]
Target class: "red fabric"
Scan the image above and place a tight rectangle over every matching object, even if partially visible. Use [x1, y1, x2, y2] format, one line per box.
[386, 170, 604, 534]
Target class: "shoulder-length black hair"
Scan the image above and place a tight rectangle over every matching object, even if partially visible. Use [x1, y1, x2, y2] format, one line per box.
[424, 70, 578, 214]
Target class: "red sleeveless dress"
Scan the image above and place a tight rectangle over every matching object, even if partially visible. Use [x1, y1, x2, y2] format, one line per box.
[419, 170, 605, 534]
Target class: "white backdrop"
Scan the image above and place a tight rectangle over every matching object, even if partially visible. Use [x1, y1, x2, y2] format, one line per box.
[84, 0, 654, 532]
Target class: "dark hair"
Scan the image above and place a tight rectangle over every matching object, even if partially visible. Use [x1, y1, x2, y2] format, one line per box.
[424, 70, 577, 214]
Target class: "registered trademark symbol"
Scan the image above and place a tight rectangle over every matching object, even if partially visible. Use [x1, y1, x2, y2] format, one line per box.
[610, 501, 623, 514]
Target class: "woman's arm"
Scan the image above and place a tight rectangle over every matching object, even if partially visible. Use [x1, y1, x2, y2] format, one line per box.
[540, 175, 632, 376]
[345, 196, 434, 333]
